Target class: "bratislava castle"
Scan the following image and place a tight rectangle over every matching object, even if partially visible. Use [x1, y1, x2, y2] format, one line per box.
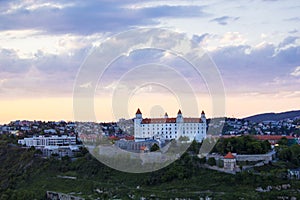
[134, 109, 207, 143]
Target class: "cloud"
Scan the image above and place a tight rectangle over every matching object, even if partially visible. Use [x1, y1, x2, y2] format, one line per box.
[140, 5, 207, 18]
[210, 41, 300, 93]
[0, 0, 299, 100]
[291, 66, 300, 77]
[210, 16, 239, 25]
[285, 17, 300, 22]
[0, 48, 31, 73]
[275, 46, 300, 64]
[278, 36, 298, 48]
[220, 32, 247, 46]
[192, 33, 210, 44]
[288, 29, 298, 34]
[0, 45, 87, 97]
[0, 0, 208, 35]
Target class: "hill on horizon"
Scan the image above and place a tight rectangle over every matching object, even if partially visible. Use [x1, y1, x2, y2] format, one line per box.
[243, 110, 300, 123]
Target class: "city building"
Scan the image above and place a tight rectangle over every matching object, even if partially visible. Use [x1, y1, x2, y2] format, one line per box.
[115, 139, 159, 153]
[18, 135, 76, 147]
[134, 108, 206, 142]
[288, 168, 300, 179]
[18, 135, 79, 157]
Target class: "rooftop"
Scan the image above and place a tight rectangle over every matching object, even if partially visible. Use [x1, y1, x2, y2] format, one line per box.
[141, 117, 203, 124]
[224, 152, 235, 159]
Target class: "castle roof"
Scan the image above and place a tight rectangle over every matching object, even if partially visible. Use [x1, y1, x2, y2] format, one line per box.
[141, 117, 203, 124]
[184, 118, 203, 123]
[201, 110, 205, 114]
[178, 109, 182, 114]
[224, 152, 235, 159]
[142, 118, 176, 124]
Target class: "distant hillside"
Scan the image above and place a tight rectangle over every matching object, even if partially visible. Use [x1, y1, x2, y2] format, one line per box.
[244, 110, 300, 123]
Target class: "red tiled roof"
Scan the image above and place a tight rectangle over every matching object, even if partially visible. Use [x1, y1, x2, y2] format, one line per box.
[221, 135, 240, 138]
[125, 135, 134, 140]
[224, 152, 235, 159]
[136, 108, 142, 114]
[142, 118, 177, 124]
[184, 118, 203, 123]
[254, 135, 294, 140]
[109, 135, 118, 140]
[141, 117, 202, 124]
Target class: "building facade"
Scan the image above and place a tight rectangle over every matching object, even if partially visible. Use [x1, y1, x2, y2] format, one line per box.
[18, 135, 76, 147]
[134, 109, 206, 142]
[18, 135, 79, 157]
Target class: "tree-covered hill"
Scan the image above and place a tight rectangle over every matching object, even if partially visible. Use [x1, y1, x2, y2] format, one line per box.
[1, 135, 300, 199]
[244, 110, 300, 123]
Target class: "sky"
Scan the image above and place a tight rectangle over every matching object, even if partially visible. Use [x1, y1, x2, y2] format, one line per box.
[0, 0, 299, 123]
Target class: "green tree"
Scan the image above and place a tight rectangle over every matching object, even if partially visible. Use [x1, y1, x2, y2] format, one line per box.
[290, 144, 300, 165]
[178, 136, 189, 142]
[213, 135, 271, 155]
[278, 147, 292, 161]
[207, 157, 216, 166]
[188, 140, 201, 154]
[199, 156, 206, 164]
[217, 159, 224, 168]
[150, 143, 160, 152]
[278, 137, 288, 146]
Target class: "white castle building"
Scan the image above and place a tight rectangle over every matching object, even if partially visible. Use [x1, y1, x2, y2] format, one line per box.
[134, 109, 206, 142]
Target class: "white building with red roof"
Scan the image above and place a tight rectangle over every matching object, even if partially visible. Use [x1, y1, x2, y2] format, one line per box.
[223, 152, 236, 171]
[134, 108, 206, 142]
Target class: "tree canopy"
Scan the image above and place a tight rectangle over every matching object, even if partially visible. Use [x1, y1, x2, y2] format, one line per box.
[213, 135, 271, 155]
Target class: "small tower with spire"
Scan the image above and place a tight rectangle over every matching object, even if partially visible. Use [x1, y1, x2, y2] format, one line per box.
[176, 109, 183, 122]
[136, 108, 142, 119]
[134, 108, 143, 141]
[201, 110, 206, 124]
[176, 109, 184, 138]
[177, 109, 182, 117]
[164, 112, 168, 118]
